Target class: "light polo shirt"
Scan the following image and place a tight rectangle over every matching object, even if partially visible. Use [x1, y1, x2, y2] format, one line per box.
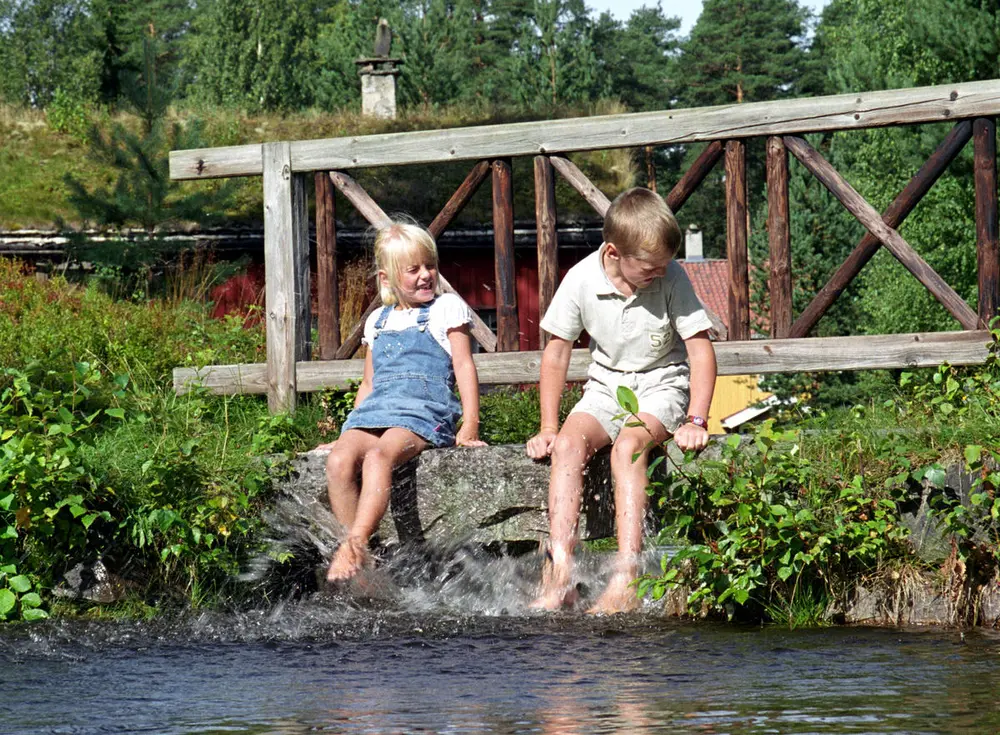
[540, 245, 713, 372]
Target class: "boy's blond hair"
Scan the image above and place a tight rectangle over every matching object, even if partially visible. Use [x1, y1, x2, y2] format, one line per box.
[603, 187, 682, 259]
[374, 221, 443, 306]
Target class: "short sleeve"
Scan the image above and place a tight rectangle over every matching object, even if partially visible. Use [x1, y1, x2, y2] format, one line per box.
[539, 270, 584, 341]
[360, 307, 383, 347]
[434, 292, 473, 331]
[666, 262, 714, 340]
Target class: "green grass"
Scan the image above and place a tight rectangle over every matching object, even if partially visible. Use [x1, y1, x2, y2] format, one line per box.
[0, 99, 639, 230]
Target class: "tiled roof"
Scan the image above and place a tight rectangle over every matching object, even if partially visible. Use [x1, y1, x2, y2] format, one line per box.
[679, 259, 731, 330]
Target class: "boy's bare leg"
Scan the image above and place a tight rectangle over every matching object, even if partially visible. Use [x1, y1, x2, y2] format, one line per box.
[532, 413, 610, 610]
[327, 428, 428, 582]
[589, 412, 668, 614]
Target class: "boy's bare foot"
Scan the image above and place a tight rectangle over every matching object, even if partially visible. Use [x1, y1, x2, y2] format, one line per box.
[529, 550, 578, 610]
[586, 571, 641, 615]
[326, 537, 371, 582]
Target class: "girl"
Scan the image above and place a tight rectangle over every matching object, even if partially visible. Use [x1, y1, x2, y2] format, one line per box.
[321, 222, 486, 582]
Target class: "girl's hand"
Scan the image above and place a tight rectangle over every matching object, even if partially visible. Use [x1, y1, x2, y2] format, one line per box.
[525, 428, 558, 459]
[456, 423, 487, 447]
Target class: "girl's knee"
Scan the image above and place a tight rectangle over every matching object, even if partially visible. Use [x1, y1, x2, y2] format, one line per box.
[326, 447, 357, 481]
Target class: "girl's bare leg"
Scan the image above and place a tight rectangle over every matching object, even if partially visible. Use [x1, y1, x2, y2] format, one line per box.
[327, 427, 428, 582]
[325, 429, 380, 529]
[588, 412, 668, 615]
[531, 412, 610, 610]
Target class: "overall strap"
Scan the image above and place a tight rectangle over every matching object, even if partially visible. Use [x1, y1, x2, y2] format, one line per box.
[416, 302, 432, 331]
[373, 305, 393, 331]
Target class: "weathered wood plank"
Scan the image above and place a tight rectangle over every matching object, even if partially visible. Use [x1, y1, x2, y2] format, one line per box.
[550, 155, 611, 217]
[666, 140, 724, 214]
[315, 172, 340, 358]
[171, 81, 1000, 179]
[328, 170, 392, 227]
[785, 135, 981, 331]
[975, 117, 999, 327]
[534, 155, 558, 348]
[263, 143, 308, 412]
[174, 330, 993, 394]
[428, 159, 491, 239]
[726, 140, 750, 341]
[790, 120, 973, 338]
[767, 137, 792, 338]
[492, 158, 519, 351]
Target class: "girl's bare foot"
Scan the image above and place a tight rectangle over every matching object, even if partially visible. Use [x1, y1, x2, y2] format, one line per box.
[587, 571, 641, 615]
[326, 537, 371, 582]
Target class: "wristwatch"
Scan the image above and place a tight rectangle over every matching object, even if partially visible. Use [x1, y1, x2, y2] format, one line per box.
[686, 415, 708, 429]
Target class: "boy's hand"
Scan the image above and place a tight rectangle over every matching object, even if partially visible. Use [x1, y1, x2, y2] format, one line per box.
[526, 428, 558, 459]
[673, 421, 709, 452]
[456, 423, 487, 447]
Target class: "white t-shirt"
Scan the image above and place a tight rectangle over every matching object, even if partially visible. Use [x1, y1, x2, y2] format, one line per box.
[361, 292, 472, 356]
[540, 245, 713, 372]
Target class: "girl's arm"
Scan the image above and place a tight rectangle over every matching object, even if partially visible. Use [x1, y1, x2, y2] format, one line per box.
[353, 349, 375, 408]
[447, 325, 487, 447]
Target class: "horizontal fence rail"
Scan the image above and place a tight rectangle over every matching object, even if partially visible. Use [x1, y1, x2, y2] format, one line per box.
[170, 81, 1000, 179]
[174, 330, 994, 395]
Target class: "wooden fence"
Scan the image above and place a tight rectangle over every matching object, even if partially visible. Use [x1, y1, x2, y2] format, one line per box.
[170, 80, 1000, 412]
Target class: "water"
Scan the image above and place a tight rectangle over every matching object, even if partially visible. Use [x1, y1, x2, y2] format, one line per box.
[4, 566, 1000, 734]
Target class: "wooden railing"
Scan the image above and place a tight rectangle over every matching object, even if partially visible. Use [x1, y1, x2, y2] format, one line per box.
[170, 80, 1000, 412]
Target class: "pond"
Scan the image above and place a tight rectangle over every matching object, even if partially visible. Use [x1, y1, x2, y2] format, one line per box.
[4, 550, 1000, 735]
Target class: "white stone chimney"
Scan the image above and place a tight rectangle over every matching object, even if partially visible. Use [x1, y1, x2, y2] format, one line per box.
[685, 225, 703, 261]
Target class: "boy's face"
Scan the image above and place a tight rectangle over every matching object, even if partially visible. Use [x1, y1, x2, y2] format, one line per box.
[608, 243, 671, 289]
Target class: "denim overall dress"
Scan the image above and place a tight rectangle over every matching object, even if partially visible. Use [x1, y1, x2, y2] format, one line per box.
[341, 301, 461, 447]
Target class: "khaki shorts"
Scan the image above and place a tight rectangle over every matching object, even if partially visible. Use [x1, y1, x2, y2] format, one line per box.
[570, 362, 690, 440]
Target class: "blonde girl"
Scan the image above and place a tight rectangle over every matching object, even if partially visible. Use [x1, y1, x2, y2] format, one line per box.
[320, 222, 486, 582]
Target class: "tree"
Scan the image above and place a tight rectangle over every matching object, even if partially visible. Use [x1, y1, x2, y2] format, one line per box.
[189, 0, 323, 110]
[64, 34, 235, 292]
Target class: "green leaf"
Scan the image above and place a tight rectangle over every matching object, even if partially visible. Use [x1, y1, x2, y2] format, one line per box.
[965, 445, 983, 465]
[616, 386, 639, 415]
[105, 408, 126, 420]
[8, 575, 32, 593]
[0, 588, 15, 615]
[20, 592, 41, 608]
[777, 566, 794, 582]
[925, 467, 947, 488]
[0, 493, 13, 511]
[769, 504, 789, 517]
[22, 608, 49, 621]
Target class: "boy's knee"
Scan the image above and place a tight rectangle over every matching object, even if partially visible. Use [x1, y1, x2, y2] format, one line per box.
[611, 434, 649, 467]
[551, 432, 593, 468]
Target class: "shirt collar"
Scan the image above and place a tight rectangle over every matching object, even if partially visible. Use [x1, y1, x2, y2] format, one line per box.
[593, 242, 666, 297]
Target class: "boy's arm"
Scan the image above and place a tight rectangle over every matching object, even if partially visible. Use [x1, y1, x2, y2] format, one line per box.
[526, 335, 573, 459]
[673, 330, 716, 451]
[448, 325, 487, 447]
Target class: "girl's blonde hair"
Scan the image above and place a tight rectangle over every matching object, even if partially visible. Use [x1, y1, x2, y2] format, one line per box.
[374, 221, 442, 306]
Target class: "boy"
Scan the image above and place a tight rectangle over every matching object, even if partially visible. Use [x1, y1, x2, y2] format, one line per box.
[525, 187, 717, 614]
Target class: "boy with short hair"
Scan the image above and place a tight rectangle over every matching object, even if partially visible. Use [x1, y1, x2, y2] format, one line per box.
[525, 187, 717, 614]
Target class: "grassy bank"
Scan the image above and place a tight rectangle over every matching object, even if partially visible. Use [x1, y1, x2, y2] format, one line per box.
[1, 261, 997, 624]
[0, 100, 638, 230]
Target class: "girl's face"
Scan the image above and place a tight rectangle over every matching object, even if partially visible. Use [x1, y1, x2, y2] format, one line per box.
[386, 248, 438, 308]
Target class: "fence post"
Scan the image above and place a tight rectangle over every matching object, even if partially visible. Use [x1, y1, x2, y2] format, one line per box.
[725, 139, 750, 341]
[534, 155, 558, 348]
[492, 157, 518, 351]
[316, 171, 340, 358]
[263, 142, 310, 413]
[767, 136, 792, 338]
[975, 117, 999, 327]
